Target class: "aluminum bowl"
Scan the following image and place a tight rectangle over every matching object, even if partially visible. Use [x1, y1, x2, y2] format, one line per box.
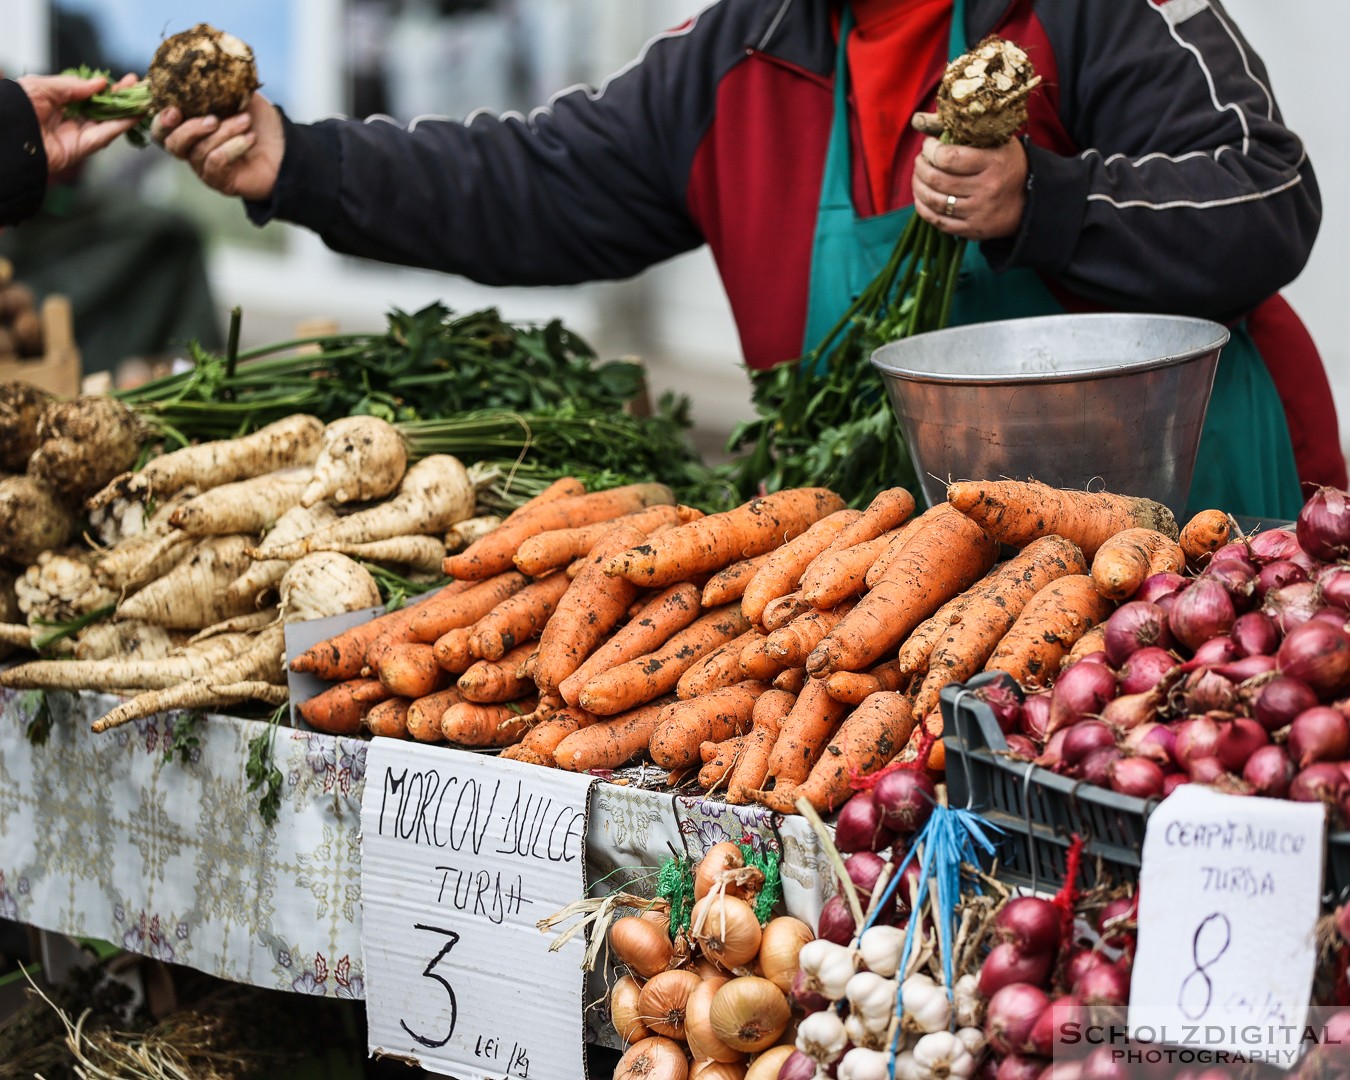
[870, 312, 1228, 515]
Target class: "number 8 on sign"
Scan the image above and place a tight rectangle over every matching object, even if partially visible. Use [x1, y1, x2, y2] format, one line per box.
[1178, 912, 1231, 1021]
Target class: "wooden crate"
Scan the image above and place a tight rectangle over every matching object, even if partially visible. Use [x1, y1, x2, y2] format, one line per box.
[0, 294, 81, 399]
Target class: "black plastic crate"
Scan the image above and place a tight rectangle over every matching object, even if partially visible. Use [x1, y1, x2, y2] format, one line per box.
[941, 671, 1158, 893]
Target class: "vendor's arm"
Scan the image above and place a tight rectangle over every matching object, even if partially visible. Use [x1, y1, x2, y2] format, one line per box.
[985, 2, 1319, 324]
[0, 79, 47, 226]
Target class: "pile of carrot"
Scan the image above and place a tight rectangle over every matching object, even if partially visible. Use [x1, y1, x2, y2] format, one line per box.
[291, 474, 1222, 816]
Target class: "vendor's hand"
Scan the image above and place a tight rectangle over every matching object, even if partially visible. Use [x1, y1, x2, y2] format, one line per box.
[911, 134, 1028, 241]
[16, 72, 139, 173]
[155, 92, 283, 202]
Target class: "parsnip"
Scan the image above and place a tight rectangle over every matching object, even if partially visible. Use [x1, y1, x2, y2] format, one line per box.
[0, 631, 258, 691]
[188, 608, 280, 643]
[301, 416, 407, 506]
[169, 467, 312, 536]
[445, 515, 503, 553]
[227, 504, 339, 605]
[115, 536, 256, 629]
[0, 475, 76, 564]
[304, 535, 446, 573]
[92, 491, 199, 588]
[74, 621, 187, 662]
[0, 624, 35, 653]
[279, 552, 381, 623]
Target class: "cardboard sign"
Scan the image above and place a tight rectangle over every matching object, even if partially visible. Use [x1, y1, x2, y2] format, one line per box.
[1128, 784, 1324, 1059]
[360, 739, 598, 1079]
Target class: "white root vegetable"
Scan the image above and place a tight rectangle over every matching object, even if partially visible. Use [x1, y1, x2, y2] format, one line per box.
[87, 413, 324, 511]
[0, 631, 258, 691]
[16, 553, 117, 628]
[108, 532, 196, 597]
[188, 608, 280, 643]
[28, 395, 142, 500]
[268, 455, 475, 558]
[91, 491, 199, 587]
[0, 571, 18, 660]
[92, 624, 286, 732]
[74, 622, 187, 662]
[445, 515, 502, 553]
[301, 416, 407, 507]
[279, 552, 381, 623]
[303, 535, 446, 573]
[0, 475, 76, 564]
[115, 536, 256, 629]
[0, 381, 54, 473]
[168, 467, 312, 536]
[228, 504, 338, 605]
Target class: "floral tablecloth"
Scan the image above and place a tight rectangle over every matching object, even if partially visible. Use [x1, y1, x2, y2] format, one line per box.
[0, 688, 835, 1007]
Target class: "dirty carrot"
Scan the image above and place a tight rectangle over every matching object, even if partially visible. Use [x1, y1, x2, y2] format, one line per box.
[701, 554, 772, 608]
[508, 705, 596, 763]
[578, 605, 752, 716]
[288, 607, 413, 682]
[738, 633, 784, 681]
[896, 593, 970, 678]
[432, 627, 476, 675]
[441, 698, 536, 747]
[772, 666, 808, 694]
[512, 504, 697, 577]
[984, 574, 1115, 686]
[1066, 623, 1109, 666]
[500, 476, 587, 524]
[1090, 527, 1186, 601]
[365, 697, 412, 739]
[1179, 508, 1234, 569]
[762, 677, 851, 789]
[831, 487, 917, 549]
[726, 688, 794, 805]
[799, 528, 907, 610]
[407, 687, 464, 743]
[467, 572, 571, 660]
[408, 572, 528, 644]
[824, 658, 909, 706]
[457, 641, 537, 703]
[740, 508, 860, 627]
[764, 602, 856, 668]
[379, 642, 453, 698]
[761, 592, 811, 633]
[297, 678, 389, 736]
[698, 734, 747, 791]
[675, 629, 761, 700]
[552, 699, 671, 771]
[648, 681, 769, 769]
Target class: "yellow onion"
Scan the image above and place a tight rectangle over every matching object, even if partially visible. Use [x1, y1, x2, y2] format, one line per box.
[709, 976, 791, 1053]
[691, 894, 762, 970]
[695, 842, 747, 901]
[640, 969, 703, 1040]
[691, 1062, 747, 1080]
[757, 917, 814, 994]
[616, 1036, 690, 1080]
[611, 915, 674, 979]
[686, 975, 741, 1064]
[692, 955, 727, 979]
[744, 1046, 794, 1080]
[612, 974, 652, 1045]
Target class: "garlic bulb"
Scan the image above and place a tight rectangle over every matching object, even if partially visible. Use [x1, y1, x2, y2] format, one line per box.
[952, 973, 983, 1029]
[900, 973, 951, 1035]
[838, 1047, 893, 1080]
[911, 1030, 977, 1080]
[843, 1011, 890, 1052]
[796, 1008, 848, 1064]
[845, 970, 897, 1029]
[857, 924, 906, 977]
[893, 1050, 924, 1080]
[797, 938, 857, 1001]
[955, 1026, 986, 1058]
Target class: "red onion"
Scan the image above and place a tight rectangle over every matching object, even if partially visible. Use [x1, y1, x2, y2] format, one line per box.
[1063, 947, 1108, 991]
[1081, 1046, 1129, 1080]
[1242, 744, 1296, 798]
[1214, 718, 1269, 772]
[1061, 720, 1118, 769]
[1186, 756, 1229, 784]
[1005, 733, 1039, 760]
[1073, 960, 1131, 1005]
[1320, 565, 1350, 612]
[1118, 647, 1180, 696]
[1108, 756, 1165, 798]
[790, 968, 830, 1014]
[1077, 746, 1123, 786]
[975, 680, 1025, 734]
[1103, 602, 1173, 666]
[1136, 572, 1188, 605]
[1253, 676, 1318, 733]
[995, 896, 1062, 957]
[1212, 540, 1254, 565]
[997, 1056, 1048, 1080]
[872, 768, 937, 835]
[1249, 527, 1310, 567]
[1021, 692, 1052, 741]
[1171, 577, 1239, 650]
[1230, 611, 1278, 658]
[1179, 635, 1241, 672]
[1297, 486, 1350, 562]
[1315, 609, 1350, 629]
[1162, 772, 1189, 796]
[1122, 723, 1176, 768]
[984, 983, 1052, 1056]
[815, 893, 857, 945]
[1048, 663, 1118, 735]
[1038, 1064, 1082, 1080]
[779, 1050, 820, 1080]
[834, 791, 896, 854]
[1289, 762, 1349, 805]
[1287, 706, 1350, 767]
[1173, 715, 1221, 768]
[1202, 558, 1257, 610]
[1098, 895, 1138, 948]
[1100, 689, 1162, 733]
[841, 851, 887, 902]
[892, 858, 922, 914]
[1035, 728, 1068, 770]
[1263, 581, 1326, 634]
[1277, 620, 1350, 700]
[1209, 654, 1278, 682]
[1180, 669, 1236, 713]
[1255, 559, 1308, 599]
[979, 942, 1055, 998]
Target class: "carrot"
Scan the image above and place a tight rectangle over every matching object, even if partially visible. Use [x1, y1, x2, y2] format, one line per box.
[740, 509, 861, 626]
[289, 606, 409, 682]
[407, 688, 464, 743]
[648, 681, 769, 769]
[772, 667, 808, 694]
[762, 677, 850, 789]
[605, 488, 848, 588]
[445, 483, 676, 580]
[697, 735, 747, 791]
[946, 479, 1179, 559]
[898, 711, 946, 771]
[824, 658, 910, 706]
[799, 529, 906, 610]
[578, 605, 752, 716]
[408, 573, 528, 644]
[675, 629, 761, 700]
[553, 699, 671, 771]
[507, 705, 596, 763]
[297, 678, 389, 736]
[757, 691, 915, 814]
[896, 593, 970, 678]
[1090, 527, 1186, 601]
[466, 572, 571, 660]
[1065, 623, 1109, 667]
[701, 554, 772, 608]
[910, 535, 1088, 719]
[761, 592, 811, 633]
[441, 699, 536, 747]
[557, 582, 703, 706]
[764, 602, 856, 668]
[726, 689, 794, 805]
[512, 504, 697, 576]
[530, 524, 648, 695]
[365, 697, 412, 739]
[379, 642, 453, 698]
[432, 627, 476, 674]
[831, 487, 917, 550]
[738, 633, 785, 681]
[984, 574, 1115, 686]
[863, 517, 931, 590]
[1179, 508, 1234, 569]
[807, 505, 999, 677]
[501, 476, 587, 523]
[457, 642, 536, 703]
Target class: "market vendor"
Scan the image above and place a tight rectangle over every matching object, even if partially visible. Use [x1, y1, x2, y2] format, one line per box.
[157, 0, 1343, 519]
[0, 73, 135, 226]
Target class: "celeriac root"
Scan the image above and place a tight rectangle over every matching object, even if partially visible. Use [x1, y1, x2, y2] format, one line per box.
[168, 467, 312, 535]
[0, 381, 53, 472]
[301, 415, 408, 507]
[28, 395, 143, 501]
[0, 475, 76, 564]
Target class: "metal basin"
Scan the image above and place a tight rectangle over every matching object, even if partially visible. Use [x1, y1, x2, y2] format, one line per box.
[870, 313, 1227, 516]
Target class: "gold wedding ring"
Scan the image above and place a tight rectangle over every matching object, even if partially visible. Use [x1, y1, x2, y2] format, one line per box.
[944, 194, 958, 217]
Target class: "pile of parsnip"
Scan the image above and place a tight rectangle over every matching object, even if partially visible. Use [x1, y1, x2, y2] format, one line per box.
[0, 413, 483, 732]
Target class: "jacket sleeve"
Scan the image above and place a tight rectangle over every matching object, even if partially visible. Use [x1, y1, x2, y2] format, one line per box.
[246, 20, 720, 286]
[985, 0, 1319, 324]
[0, 80, 49, 228]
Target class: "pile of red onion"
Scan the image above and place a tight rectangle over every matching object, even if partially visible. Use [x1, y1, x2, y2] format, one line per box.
[995, 489, 1350, 822]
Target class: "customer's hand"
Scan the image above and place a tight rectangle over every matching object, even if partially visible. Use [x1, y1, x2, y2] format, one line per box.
[16, 72, 139, 173]
[155, 92, 283, 202]
[911, 133, 1028, 241]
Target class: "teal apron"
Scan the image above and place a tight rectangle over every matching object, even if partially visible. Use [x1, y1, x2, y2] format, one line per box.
[802, 1, 1302, 520]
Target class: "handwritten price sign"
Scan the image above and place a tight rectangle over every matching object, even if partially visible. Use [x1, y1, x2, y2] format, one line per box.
[360, 740, 598, 1079]
[1129, 785, 1325, 1057]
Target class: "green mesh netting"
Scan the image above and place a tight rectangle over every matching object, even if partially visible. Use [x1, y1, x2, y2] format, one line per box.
[739, 843, 783, 924]
[656, 854, 696, 939]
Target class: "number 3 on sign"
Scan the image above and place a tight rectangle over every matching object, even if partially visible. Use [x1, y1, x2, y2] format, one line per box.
[400, 924, 460, 1048]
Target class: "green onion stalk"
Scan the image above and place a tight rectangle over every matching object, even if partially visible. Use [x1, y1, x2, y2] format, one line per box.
[60, 66, 155, 144]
